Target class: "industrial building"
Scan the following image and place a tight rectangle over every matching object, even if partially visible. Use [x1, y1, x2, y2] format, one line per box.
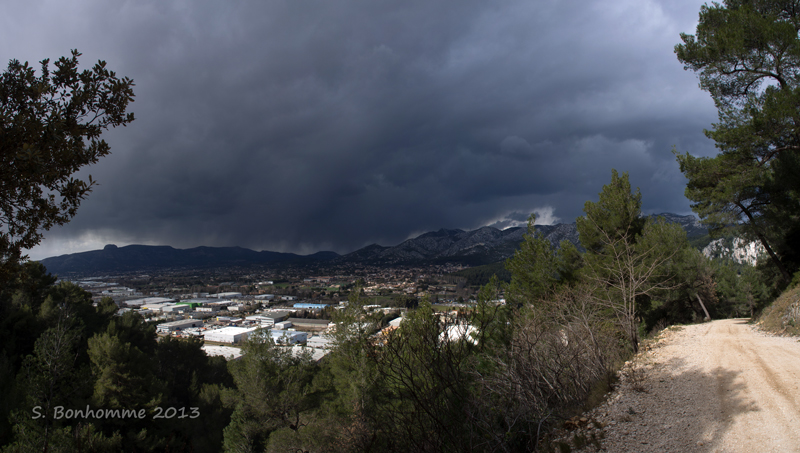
[181, 298, 215, 305]
[270, 330, 307, 344]
[293, 303, 329, 310]
[264, 310, 290, 323]
[290, 345, 328, 362]
[161, 304, 189, 313]
[203, 327, 259, 344]
[245, 311, 290, 326]
[157, 319, 204, 333]
[307, 335, 333, 349]
[142, 302, 190, 314]
[201, 345, 242, 360]
[286, 318, 330, 331]
[125, 297, 175, 307]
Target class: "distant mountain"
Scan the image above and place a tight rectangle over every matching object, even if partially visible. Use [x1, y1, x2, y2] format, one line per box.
[39, 244, 339, 276]
[38, 213, 706, 275]
[339, 223, 580, 266]
[650, 213, 707, 239]
[339, 213, 705, 266]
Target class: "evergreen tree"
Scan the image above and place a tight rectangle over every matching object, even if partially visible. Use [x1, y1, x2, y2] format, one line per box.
[87, 330, 165, 449]
[577, 171, 688, 352]
[505, 215, 562, 305]
[675, 0, 800, 282]
[223, 330, 324, 453]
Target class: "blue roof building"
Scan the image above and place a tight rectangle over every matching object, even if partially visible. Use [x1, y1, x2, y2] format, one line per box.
[293, 303, 330, 310]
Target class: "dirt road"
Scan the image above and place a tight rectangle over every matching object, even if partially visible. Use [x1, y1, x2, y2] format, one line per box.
[588, 319, 800, 452]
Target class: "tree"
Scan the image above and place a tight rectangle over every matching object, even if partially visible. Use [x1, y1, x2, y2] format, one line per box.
[223, 329, 324, 453]
[87, 331, 163, 412]
[11, 307, 84, 452]
[472, 283, 620, 452]
[577, 171, 687, 352]
[505, 214, 582, 307]
[0, 50, 134, 279]
[577, 170, 646, 255]
[675, 0, 800, 282]
[370, 299, 476, 452]
[505, 215, 562, 306]
[315, 287, 386, 452]
[674, 248, 717, 321]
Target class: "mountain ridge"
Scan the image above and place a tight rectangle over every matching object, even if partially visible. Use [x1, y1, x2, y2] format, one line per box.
[38, 213, 705, 275]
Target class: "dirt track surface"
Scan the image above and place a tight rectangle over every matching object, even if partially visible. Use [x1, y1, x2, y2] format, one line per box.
[586, 319, 800, 452]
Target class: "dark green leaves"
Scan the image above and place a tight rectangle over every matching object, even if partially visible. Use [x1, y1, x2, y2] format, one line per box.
[0, 50, 134, 276]
[675, 0, 800, 282]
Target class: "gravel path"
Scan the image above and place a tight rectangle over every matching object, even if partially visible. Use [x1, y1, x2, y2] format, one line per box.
[573, 319, 800, 452]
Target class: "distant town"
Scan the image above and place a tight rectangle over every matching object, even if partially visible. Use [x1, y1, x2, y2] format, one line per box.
[67, 262, 500, 362]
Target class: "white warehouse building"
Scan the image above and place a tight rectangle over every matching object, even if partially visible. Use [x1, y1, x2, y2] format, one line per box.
[157, 319, 204, 333]
[212, 292, 242, 299]
[270, 330, 307, 345]
[203, 327, 259, 344]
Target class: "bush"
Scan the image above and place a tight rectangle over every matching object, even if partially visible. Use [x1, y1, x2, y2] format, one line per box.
[470, 285, 625, 451]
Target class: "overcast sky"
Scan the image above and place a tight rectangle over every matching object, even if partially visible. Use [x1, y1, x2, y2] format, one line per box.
[2, 0, 719, 260]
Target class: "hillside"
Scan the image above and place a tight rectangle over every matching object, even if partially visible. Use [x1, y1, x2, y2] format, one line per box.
[758, 286, 800, 336]
[702, 237, 766, 266]
[38, 213, 705, 275]
[38, 244, 338, 275]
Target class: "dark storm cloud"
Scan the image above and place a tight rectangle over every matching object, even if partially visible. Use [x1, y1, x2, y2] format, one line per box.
[1, 0, 719, 259]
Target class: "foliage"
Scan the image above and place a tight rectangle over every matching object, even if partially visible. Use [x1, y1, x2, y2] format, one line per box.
[0, 266, 231, 451]
[493, 172, 683, 447]
[316, 287, 386, 451]
[10, 308, 89, 451]
[223, 329, 326, 453]
[0, 50, 134, 280]
[370, 300, 476, 451]
[577, 171, 688, 352]
[506, 215, 580, 306]
[718, 261, 772, 317]
[688, 233, 715, 251]
[577, 170, 646, 255]
[450, 260, 512, 286]
[474, 284, 622, 452]
[470, 275, 512, 350]
[675, 0, 800, 283]
[384, 293, 419, 309]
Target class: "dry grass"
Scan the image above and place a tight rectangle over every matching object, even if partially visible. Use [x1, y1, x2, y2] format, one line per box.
[620, 363, 648, 393]
[758, 286, 800, 336]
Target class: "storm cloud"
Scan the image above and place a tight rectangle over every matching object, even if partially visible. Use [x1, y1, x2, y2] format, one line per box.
[1, 0, 719, 259]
